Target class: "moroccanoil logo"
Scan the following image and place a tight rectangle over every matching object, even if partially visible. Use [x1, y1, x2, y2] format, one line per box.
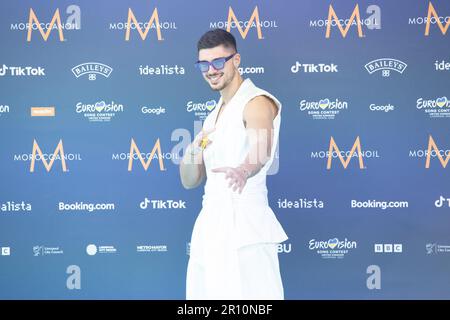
[310, 4, 381, 38]
[311, 137, 380, 169]
[125, 8, 162, 41]
[326, 4, 364, 38]
[11, 6, 80, 41]
[27, 8, 64, 41]
[127, 138, 166, 171]
[426, 136, 450, 168]
[210, 6, 278, 40]
[31, 139, 66, 172]
[425, 2, 450, 35]
[109, 8, 177, 41]
[409, 136, 450, 168]
[13, 139, 82, 172]
[409, 2, 450, 36]
[31, 140, 62, 172]
[327, 136, 365, 169]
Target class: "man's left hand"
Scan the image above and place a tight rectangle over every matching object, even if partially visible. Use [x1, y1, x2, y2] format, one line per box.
[211, 166, 250, 194]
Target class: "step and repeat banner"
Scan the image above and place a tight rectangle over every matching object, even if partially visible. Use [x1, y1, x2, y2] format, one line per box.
[0, 0, 449, 299]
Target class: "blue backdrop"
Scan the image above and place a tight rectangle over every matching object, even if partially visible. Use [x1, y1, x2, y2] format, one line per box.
[1, 0, 450, 299]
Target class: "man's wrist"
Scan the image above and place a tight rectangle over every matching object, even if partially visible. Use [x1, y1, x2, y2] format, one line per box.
[188, 144, 202, 156]
[237, 164, 252, 179]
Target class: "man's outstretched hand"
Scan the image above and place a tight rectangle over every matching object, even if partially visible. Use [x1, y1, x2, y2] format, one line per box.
[211, 166, 251, 194]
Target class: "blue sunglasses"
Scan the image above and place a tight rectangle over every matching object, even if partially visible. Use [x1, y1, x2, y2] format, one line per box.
[195, 53, 237, 72]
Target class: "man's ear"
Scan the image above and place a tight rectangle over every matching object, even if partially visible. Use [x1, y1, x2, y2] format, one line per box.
[233, 53, 241, 68]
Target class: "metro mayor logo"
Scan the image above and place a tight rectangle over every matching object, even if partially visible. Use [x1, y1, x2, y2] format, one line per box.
[210, 6, 277, 39]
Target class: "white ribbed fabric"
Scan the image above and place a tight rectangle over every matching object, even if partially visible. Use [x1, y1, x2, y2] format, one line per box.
[186, 78, 288, 300]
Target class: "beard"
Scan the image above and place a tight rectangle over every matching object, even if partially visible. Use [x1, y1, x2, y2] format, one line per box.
[206, 70, 233, 91]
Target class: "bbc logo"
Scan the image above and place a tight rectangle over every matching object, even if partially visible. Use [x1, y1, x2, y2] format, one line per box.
[374, 244, 402, 253]
[1, 247, 10, 256]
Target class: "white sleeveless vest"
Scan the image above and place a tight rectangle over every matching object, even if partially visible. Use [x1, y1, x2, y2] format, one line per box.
[192, 78, 288, 249]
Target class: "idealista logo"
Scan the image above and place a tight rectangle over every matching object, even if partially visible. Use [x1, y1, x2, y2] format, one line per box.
[210, 6, 277, 40]
[435, 60, 450, 71]
[299, 98, 348, 120]
[374, 244, 403, 253]
[1, 201, 32, 213]
[408, 135, 450, 168]
[10, 6, 81, 41]
[0, 104, 10, 117]
[138, 64, 185, 76]
[186, 99, 217, 121]
[408, 2, 450, 36]
[291, 62, 338, 73]
[86, 244, 117, 255]
[76, 100, 124, 122]
[140, 197, 186, 210]
[435, 196, 450, 208]
[277, 197, 325, 209]
[417, 96, 450, 118]
[311, 136, 379, 169]
[111, 138, 179, 171]
[0, 64, 45, 77]
[309, 238, 357, 259]
[13, 139, 82, 172]
[365, 58, 407, 77]
[310, 4, 381, 38]
[71, 62, 113, 81]
[109, 7, 177, 41]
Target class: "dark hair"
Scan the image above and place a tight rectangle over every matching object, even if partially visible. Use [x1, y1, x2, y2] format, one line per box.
[197, 29, 237, 52]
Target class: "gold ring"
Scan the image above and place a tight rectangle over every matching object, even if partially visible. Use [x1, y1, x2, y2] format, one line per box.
[200, 137, 209, 149]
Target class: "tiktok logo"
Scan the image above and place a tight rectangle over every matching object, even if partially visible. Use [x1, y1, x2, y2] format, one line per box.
[140, 197, 151, 209]
[435, 196, 450, 208]
[0, 65, 7, 76]
[0, 64, 45, 77]
[291, 61, 338, 73]
[140, 197, 187, 210]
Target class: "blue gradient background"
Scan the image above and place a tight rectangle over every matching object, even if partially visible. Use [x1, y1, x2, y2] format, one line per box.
[0, 0, 449, 299]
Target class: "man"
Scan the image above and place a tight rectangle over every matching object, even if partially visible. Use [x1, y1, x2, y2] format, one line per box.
[180, 29, 288, 300]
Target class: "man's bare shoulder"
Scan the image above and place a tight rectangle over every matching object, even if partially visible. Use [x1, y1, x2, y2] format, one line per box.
[244, 95, 278, 120]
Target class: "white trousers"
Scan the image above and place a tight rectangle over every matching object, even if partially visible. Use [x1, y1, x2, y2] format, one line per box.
[186, 242, 284, 300]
